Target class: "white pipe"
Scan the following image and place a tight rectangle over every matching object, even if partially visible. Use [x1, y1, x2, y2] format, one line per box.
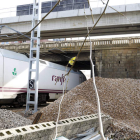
[54, 67, 68, 140]
[90, 42, 105, 140]
[84, 7, 105, 140]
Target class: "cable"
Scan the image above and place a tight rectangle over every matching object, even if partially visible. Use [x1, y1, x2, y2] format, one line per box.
[0, 0, 61, 41]
[100, 0, 133, 25]
[54, 66, 68, 140]
[64, 0, 132, 76]
[0, 11, 15, 14]
[0, 6, 16, 10]
[65, 0, 110, 77]
[0, 0, 134, 42]
[0, 25, 30, 41]
[87, 0, 94, 23]
[84, 6, 105, 140]
[47, 50, 89, 67]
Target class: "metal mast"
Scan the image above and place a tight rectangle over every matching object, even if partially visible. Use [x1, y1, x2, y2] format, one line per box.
[26, 0, 41, 113]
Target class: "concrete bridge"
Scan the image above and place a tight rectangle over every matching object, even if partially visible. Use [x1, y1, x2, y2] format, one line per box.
[0, 3, 140, 42]
[1, 37, 140, 79]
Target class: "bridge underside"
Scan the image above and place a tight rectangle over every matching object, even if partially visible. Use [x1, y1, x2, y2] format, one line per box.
[1, 4, 140, 42]
[1, 37, 140, 79]
[1, 24, 140, 42]
[40, 52, 92, 70]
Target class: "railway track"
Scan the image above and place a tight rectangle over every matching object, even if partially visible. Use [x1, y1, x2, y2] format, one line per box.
[0, 102, 53, 119]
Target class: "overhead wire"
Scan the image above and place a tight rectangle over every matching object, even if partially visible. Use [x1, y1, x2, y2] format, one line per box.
[0, 25, 30, 39]
[52, 2, 110, 137]
[47, 49, 90, 67]
[100, 0, 133, 25]
[54, 66, 68, 140]
[0, 0, 61, 41]
[53, 1, 110, 139]
[87, 0, 94, 23]
[0, 0, 133, 42]
[84, 5, 105, 140]
[64, 0, 133, 76]
[65, 0, 110, 77]
[0, 6, 16, 10]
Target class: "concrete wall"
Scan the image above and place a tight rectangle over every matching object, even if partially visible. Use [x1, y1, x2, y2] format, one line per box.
[0, 114, 112, 140]
[95, 44, 140, 79]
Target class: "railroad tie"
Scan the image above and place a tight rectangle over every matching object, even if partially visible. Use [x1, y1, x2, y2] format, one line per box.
[32, 112, 42, 124]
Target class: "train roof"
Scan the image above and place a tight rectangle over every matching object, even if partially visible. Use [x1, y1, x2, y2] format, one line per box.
[43, 60, 82, 74]
[0, 49, 29, 62]
[0, 49, 82, 74]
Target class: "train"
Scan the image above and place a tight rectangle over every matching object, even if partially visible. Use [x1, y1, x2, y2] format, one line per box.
[0, 49, 86, 106]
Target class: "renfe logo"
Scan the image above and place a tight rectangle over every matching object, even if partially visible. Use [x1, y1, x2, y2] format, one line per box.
[12, 68, 17, 76]
[52, 74, 65, 85]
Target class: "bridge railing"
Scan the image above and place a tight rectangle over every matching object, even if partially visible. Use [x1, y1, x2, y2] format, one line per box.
[0, 37, 140, 52]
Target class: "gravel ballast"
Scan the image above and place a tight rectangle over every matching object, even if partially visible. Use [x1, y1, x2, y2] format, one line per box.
[0, 77, 139, 139]
[0, 109, 32, 130]
[29, 77, 140, 139]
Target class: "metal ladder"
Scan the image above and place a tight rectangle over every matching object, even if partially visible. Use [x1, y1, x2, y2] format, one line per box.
[26, 0, 41, 113]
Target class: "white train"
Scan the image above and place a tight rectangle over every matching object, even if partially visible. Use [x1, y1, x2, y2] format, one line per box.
[0, 49, 86, 106]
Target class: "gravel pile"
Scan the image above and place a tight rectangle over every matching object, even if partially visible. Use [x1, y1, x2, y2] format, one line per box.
[29, 77, 140, 139]
[0, 109, 32, 130]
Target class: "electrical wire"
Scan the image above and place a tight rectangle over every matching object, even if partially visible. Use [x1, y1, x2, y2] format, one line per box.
[52, 2, 109, 136]
[48, 50, 90, 67]
[0, 0, 133, 42]
[64, 0, 133, 76]
[65, 0, 110, 77]
[84, 6, 105, 140]
[0, 0, 61, 41]
[0, 6, 16, 10]
[87, 0, 94, 23]
[54, 66, 68, 140]
[100, 0, 133, 25]
[0, 25, 30, 41]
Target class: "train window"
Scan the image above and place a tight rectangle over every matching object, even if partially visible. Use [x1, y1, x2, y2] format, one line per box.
[39, 60, 46, 64]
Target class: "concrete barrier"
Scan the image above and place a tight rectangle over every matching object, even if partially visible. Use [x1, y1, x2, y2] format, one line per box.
[0, 113, 112, 140]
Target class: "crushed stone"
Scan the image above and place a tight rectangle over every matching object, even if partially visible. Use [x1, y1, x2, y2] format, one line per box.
[0, 109, 32, 130]
[29, 77, 140, 139]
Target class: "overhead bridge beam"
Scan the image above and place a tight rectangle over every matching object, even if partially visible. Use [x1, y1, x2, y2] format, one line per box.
[0, 3, 140, 42]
